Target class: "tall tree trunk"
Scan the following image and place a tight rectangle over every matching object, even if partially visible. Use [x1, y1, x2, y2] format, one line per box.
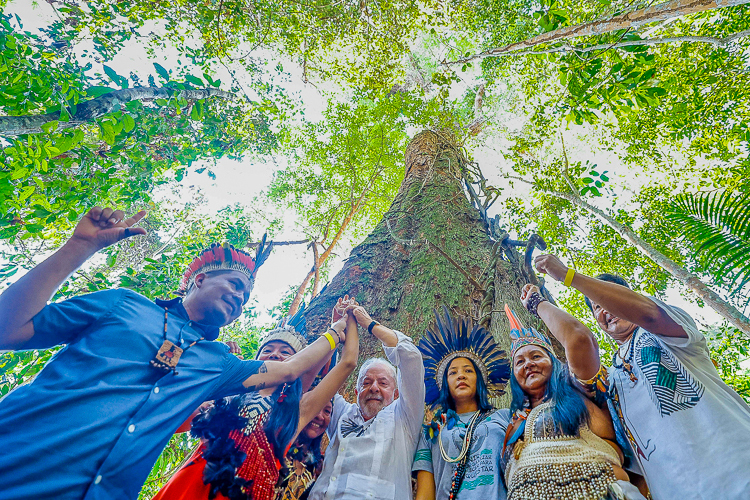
[509, 174, 750, 335]
[303, 131, 539, 406]
[449, 0, 750, 65]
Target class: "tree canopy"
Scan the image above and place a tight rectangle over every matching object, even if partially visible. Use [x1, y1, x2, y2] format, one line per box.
[1, 0, 750, 494]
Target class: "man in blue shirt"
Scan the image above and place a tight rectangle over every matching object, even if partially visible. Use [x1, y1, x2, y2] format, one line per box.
[0, 207, 338, 500]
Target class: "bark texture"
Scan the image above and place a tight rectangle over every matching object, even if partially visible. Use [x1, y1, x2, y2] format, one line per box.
[303, 130, 541, 406]
[449, 0, 750, 65]
[0, 87, 233, 136]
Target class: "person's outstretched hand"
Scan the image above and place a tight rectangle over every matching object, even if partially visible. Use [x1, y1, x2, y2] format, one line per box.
[520, 284, 541, 308]
[350, 306, 375, 330]
[71, 206, 146, 254]
[332, 294, 354, 323]
[533, 254, 568, 283]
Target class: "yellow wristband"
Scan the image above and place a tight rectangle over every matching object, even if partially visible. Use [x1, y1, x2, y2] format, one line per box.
[563, 268, 576, 287]
[323, 332, 337, 351]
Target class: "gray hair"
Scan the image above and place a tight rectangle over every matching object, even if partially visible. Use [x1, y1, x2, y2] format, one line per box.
[356, 358, 397, 391]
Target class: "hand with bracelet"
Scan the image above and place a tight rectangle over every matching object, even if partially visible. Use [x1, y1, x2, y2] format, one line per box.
[534, 254, 576, 287]
[346, 303, 399, 348]
[325, 313, 348, 349]
[520, 284, 548, 319]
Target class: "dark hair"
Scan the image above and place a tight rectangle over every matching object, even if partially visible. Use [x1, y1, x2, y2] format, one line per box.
[435, 357, 493, 413]
[509, 351, 589, 436]
[291, 425, 326, 465]
[584, 273, 631, 313]
[265, 378, 303, 462]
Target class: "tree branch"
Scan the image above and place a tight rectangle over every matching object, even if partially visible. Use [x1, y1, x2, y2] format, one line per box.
[505, 173, 750, 335]
[0, 87, 234, 136]
[246, 239, 309, 248]
[456, 30, 750, 60]
[446, 0, 750, 65]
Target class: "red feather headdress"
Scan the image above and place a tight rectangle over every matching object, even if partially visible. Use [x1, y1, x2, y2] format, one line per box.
[177, 236, 273, 296]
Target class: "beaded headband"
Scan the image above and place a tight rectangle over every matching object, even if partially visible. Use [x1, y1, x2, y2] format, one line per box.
[418, 306, 510, 406]
[177, 236, 272, 296]
[505, 304, 554, 358]
[257, 304, 308, 356]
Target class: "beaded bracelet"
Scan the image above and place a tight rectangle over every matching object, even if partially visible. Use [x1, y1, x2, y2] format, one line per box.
[328, 327, 342, 344]
[525, 291, 548, 319]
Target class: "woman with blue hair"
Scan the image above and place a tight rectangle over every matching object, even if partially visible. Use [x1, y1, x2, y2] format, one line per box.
[413, 308, 511, 500]
[500, 284, 646, 500]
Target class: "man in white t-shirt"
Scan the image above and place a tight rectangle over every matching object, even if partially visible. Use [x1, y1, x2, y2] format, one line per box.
[535, 254, 750, 500]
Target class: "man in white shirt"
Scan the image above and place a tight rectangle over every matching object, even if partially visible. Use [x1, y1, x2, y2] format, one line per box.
[309, 305, 425, 500]
[535, 254, 750, 500]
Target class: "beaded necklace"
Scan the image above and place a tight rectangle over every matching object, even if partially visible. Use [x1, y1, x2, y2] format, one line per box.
[149, 308, 204, 375]
[441, 410, 489, 500]
[612, 329, 638, 383]
[438, 410, 482, 463]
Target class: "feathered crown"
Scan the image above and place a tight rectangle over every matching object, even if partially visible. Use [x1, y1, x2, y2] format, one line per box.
[418, 306, 510, 406]
[505, 304, 554, 358]
[177, 236, 273, 296]
[256, 303, 309, 356]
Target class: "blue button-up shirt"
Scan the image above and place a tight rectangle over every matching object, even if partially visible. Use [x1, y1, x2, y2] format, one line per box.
[0, 289, 262, 500]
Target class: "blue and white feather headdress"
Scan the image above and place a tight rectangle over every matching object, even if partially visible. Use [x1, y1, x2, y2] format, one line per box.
[418, 306, 510, 406]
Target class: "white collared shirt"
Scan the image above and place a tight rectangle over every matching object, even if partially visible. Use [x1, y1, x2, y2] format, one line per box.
[309, 331, 425, 500]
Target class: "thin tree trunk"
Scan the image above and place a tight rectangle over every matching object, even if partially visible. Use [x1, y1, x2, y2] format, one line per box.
[508, 174, 750, 335]
[288, 169, 378, 315]
[310, 243, 322, 298]
[0, 87, 234, 136]
[288, 265, 316, 316]
[448, 0, 750, 65]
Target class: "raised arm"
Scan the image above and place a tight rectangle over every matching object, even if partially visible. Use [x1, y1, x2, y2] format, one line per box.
[535, 254, 687, 338]
[350, 306, 398, 347]
[350, 306, 425, 432]
[297, 308, 359, 435]
[242, 316, 345, 391]
[520, 284, 600, 380]
[0, 207, 146, 350]
[299, 295, 355, 391]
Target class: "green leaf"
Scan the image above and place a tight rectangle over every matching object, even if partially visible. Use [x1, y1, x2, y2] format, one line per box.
[103, 65, 122, 84]
[122, 114, 135, 133]
[41, 121, 59, 134]
[100, 121, 116, 145]
[154, 63, 169, 81]
[184, 74, 203, 86]
[18, 185, 35, 201]
[87, 86, 115, 98]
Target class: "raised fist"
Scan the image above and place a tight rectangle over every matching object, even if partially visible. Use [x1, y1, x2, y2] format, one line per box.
[533, 254, 568, 283]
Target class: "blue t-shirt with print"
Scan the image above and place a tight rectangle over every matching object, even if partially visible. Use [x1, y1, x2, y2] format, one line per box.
[412, 409, 510, 500]
[0, 289, 263, 500]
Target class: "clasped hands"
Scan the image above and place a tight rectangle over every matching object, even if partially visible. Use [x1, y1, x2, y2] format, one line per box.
[329, 294, 376, 344]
